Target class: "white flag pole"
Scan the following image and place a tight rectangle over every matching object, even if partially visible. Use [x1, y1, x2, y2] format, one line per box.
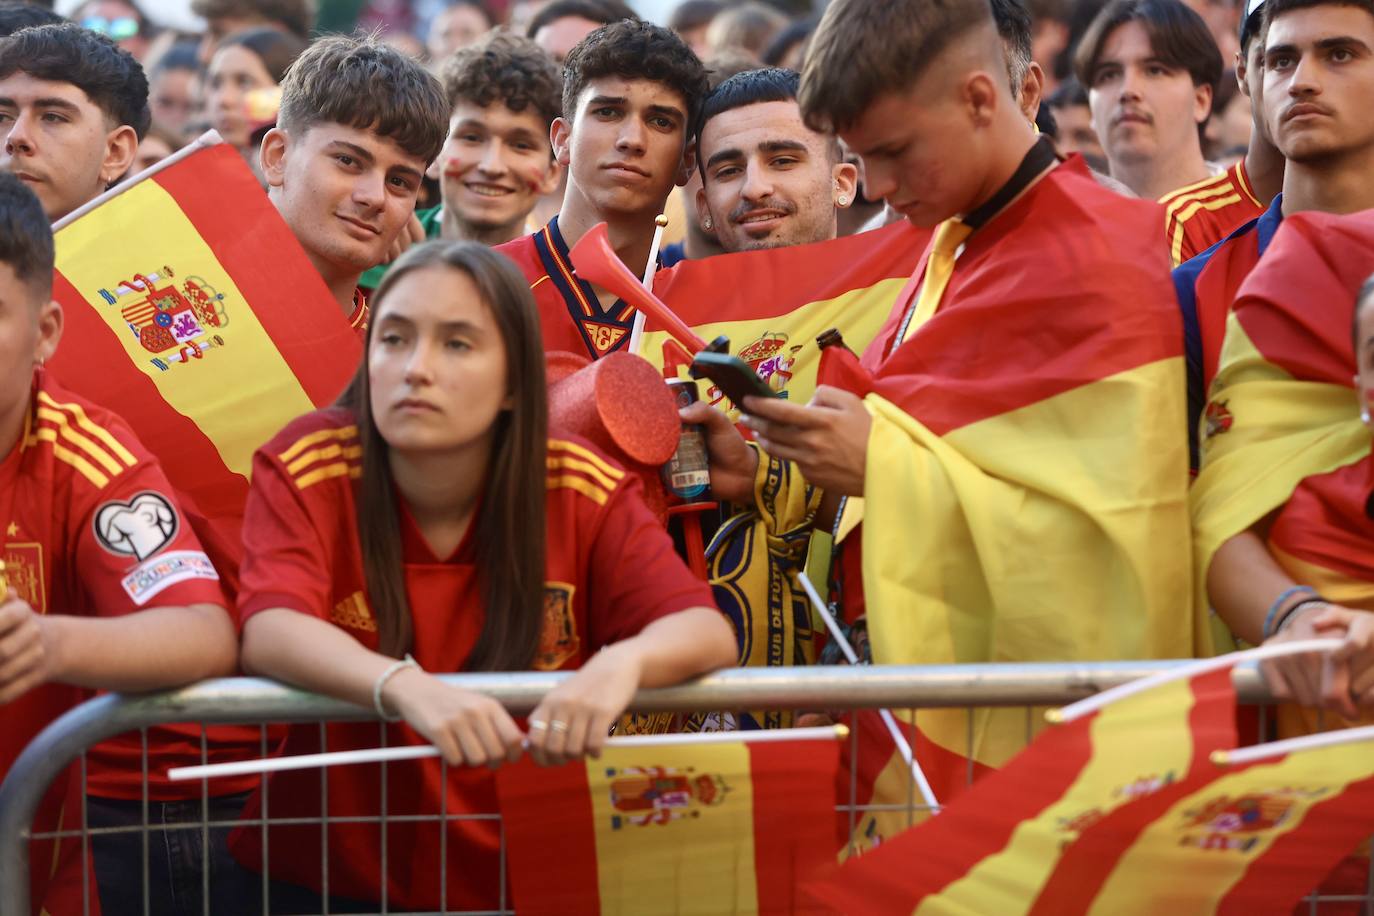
[796, 572, 941, 813]
[167, 723, 847, 782]
[627, 213, 668, 356]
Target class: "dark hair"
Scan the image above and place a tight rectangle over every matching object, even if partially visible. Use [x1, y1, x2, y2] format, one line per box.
[150, 39, 200, 78]
[1262, 0, 1374, 42]
[696, 66, 842, 178]
[0, 22, 149, 137]
[761, 17, 815, 68]
[1073, 0, 1222, 94]
[669, 0, 722, 33]
[800, 0, 996, 133]
[440, 30, 562, 132]
[277, 34, 447, 164]
[189, 0, 314, 40]
[0, 1, 63, 38]
[343, 241, 548, 666]
[0, 172, 54, 301]
[527, 0, 638, 38]
[704, 49, 760, 89]
[562, 19, 709, 134]
[215, 26, 306, 84]
[990, 0, 1033, 95]
[1046, 73, 1089, 108]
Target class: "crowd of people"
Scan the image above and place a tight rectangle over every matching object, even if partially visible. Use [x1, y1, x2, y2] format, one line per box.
[2, 0, 1374, 909]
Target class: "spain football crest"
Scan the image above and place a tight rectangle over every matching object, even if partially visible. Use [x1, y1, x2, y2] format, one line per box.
[536, 582, 580, 669]
[606, 765, 731, 828]
[1, 542, 45, 613]
[99, 269, 229, 371]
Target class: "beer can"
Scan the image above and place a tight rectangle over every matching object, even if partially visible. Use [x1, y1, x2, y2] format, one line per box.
[662, 379, 712, 502]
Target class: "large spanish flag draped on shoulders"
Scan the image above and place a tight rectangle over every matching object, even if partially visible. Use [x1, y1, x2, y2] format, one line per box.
[826, 159, 1194, 831]
[47, 135, 361, 555]
[495, 734, 840, 915]
[1192, 209, 1374, 646]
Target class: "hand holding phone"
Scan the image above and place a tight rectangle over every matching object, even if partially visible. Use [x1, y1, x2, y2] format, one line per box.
[689, 351, 779, 408]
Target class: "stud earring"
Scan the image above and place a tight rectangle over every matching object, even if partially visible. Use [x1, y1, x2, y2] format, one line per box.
[703, 217, 713, 230]
[837, 195, 850, 207]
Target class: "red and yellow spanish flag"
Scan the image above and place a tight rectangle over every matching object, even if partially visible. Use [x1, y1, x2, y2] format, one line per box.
[805, 667, 1236, 914]
[1034, 724, 1374, 915]
[47, 136, 361, 555]
[1193, 209, 1374, 657]
[642, 221, 926, 408]
[495, 733, 840, 915]
[793, 160, 1193, 842]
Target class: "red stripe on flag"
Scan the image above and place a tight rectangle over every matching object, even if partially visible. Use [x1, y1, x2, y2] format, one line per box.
[496, 758, 601, 915]
[49, 270, 247, 528]
[807, 708, 1094, 915]
[1026, 667, 1238, 915]
[1217, 773, 1374, 916]
[748, 739, 839, 914]
[151, 144, 361, 405]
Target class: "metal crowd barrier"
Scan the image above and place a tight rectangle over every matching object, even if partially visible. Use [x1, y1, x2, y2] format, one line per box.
[1, 662, 1361, 916]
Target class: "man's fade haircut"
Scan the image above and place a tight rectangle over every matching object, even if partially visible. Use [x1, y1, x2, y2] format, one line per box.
[277, 34, 447, 165]
[440, 31, 562, 135]
[1073, 0, 1222, 94]
[799, 0, 998, 134]
[527, 0, 638, 38]
[561, 19, 709, 135]
[0, 172, 54, 301]
[1262, 0, 1374, 44]
[189, 0, 314, 40]
[990, 0, 1033, 96]
[0, 2, 64, 38]
[0, 23, 149, 138]
[696, 67, 843, 178]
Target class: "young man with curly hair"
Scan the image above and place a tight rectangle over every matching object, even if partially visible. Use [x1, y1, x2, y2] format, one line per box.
[497, 19, 708, 360]
[360, 32, 562, 291]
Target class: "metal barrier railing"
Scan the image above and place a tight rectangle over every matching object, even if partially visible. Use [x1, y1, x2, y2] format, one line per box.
[0, 662, 1289, 915]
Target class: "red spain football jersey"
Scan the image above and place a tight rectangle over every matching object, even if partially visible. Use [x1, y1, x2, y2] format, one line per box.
[497, 216, 645, 361]
[1161, 160, 1267, 267]
[229, 406, 714, 910]
[0, 369, 229, 911]
[0, 369, 228, 781]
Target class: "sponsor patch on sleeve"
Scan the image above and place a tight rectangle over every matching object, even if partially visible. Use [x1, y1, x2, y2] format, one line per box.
[120, 550, 219, 606]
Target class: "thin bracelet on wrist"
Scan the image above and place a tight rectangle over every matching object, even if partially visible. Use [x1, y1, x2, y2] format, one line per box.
[1273, 597, 1330, 636]
[372, 654, 420, 722]
[1263, 585, 1318, 640]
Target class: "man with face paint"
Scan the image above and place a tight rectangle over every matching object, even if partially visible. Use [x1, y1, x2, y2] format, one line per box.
[359, 32, 563, 291]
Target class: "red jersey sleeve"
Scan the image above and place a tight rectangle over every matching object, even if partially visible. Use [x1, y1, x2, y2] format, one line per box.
[73, 457, 226, 617]
[236, 445, 337, 625]
[583, 473, 717, 649]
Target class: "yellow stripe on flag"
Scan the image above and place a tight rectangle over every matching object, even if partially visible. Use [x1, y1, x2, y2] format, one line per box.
[588, 741, 759, 916]
[640, 278, 904, 412]
[915, 676, 1198, 916]
[55, 178, 317, 481]
[1086, 747, 1373, 914]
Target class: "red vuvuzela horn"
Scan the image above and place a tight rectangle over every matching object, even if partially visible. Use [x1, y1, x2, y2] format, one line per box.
[568, 222, 707, 354]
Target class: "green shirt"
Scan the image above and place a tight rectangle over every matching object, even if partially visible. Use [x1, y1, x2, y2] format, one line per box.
[358, 204, 443, 291]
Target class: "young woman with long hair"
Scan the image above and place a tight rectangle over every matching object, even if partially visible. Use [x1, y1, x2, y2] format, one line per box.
[231, 240, 736, 910]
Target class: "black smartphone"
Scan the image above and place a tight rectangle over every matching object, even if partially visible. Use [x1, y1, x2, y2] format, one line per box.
[689, 351, 780, 406]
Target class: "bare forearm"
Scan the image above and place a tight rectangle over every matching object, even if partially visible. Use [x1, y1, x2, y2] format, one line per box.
[611, 606, 737, 689]
[241, 609, 406, 707]
[46, 603, 237, 692]
[1207, 529, 1302, 645]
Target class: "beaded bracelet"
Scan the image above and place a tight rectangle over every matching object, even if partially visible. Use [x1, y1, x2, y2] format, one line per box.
[1263, 585, 1317, 640]
[372, 654, 419, 722]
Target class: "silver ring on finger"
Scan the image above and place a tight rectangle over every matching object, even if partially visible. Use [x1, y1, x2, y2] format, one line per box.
[528, 719, 548, 731]
[549, 719, 569, 734]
